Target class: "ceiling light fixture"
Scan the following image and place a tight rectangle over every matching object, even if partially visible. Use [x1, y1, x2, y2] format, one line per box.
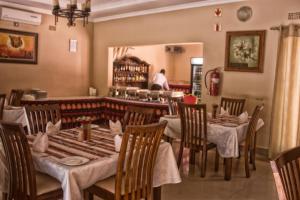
[52, 0, 91, 27]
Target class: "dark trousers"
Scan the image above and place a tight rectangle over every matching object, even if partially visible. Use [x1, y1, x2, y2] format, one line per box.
[151, 84, 162, 90]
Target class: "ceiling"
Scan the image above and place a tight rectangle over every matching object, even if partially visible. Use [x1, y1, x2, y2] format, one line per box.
[0, 0, 245, 22]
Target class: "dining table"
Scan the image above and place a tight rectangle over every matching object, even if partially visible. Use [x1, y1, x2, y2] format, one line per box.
[159, 114, 264, 181]
[24, 126, 181, 200]
[2, 106, 30, 132]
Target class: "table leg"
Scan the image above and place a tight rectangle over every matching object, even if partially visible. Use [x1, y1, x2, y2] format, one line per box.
[153, 186, 161, 200]
[224, 158, 232, 181]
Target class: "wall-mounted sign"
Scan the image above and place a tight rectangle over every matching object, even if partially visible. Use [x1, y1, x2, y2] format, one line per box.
[69, 39, 77, 53]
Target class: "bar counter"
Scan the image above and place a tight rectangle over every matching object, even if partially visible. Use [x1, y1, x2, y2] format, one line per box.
[21, 96, 169, 128]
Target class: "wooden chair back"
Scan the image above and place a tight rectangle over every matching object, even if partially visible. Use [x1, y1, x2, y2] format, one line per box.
[123, 106, 154, 130]
[0, 94, 6, 120]
[115, 121, 167, 200]
[178, 102, 207, 150]
[167, 96, 183, 115]
[220, 97, 246, 116]
[183, 95, 197, 104]
[0, 121, 37, 200]
[8, 89, 24, 106]
[271, 146, 300, 200]
[25, 104, 61, 134]
[245, 105, 263, 148]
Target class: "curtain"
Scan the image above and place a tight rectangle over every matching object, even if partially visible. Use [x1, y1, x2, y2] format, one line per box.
[270, 24, 300, 158]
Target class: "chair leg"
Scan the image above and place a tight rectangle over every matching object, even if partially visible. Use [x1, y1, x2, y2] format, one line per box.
[177, 143, 184, 168]
[190, 150, 196, 165]
[244, 147, 250, 178]
[214, 149, 219, 172]
[2, 192, 8, 200]
[252, 134, 257, 170]
[200, 150, 207, 177]
[83, 190, 93, 200]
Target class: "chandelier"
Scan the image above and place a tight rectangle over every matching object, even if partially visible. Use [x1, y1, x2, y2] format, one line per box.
[52, 0, 91, 27]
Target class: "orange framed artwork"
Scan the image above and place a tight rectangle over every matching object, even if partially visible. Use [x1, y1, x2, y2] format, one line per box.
[0, 29, 38, 64]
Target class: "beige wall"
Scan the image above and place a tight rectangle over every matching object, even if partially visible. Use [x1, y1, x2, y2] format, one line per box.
[92, 0, 300, 149]
[0, 14, 93, 97]
[173, 44, 203, 83]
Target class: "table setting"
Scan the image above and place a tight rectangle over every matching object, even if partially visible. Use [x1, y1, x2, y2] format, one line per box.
[20, 120, 181, 200]
[160, 111, 264, 158]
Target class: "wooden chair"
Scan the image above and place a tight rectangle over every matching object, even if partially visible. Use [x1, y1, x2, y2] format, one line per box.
[241, 105, 263, 177]
[167, 96, 183, 115]
[271, 146, 300, 200]
[0, 121, 63, 200]
[220, 97, 246, 116]
[177, 102, 218, 177]
[85, 121, 168, 200]
[25, 104, 61, 134]
[0, 94, 6, 120]
[122, 106, 154, 131]
[8, 89, 24, 106]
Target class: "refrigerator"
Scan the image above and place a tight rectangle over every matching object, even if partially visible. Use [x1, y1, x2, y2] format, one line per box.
[190, 57, 204, 99]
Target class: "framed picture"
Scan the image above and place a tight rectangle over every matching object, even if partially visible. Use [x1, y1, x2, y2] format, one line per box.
[225, 30, 266, 73]
[0, 29, 38, 64]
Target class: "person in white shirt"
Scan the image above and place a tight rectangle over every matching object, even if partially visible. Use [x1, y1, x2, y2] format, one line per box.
[151, 69, 169, 90]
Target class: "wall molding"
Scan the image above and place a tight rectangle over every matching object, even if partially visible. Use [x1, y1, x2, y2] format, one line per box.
[93, 0, 246, 22]
[0, 0, 245, 23]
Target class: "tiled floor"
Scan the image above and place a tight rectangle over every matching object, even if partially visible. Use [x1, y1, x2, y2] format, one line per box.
[93, 151, 278, 200]
[161, 151, 278, 200]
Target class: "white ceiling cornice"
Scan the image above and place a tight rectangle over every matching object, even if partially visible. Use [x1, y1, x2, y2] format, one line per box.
[93, 0, 246, 22]
[0, 0, 246, 23]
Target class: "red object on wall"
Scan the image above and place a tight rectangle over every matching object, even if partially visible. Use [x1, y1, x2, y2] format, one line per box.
[204, 68, 221, 96]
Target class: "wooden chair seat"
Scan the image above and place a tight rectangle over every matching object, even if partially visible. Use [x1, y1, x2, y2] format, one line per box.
[0, 122, 63, 200]
[35, 172, 62, 197]
[85, 121, 168, 200]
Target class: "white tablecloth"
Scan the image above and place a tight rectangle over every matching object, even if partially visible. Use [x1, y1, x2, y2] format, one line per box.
[160, 117, 264, 158]
[32, 142, 181, 200]
[2, 107, 30, 131]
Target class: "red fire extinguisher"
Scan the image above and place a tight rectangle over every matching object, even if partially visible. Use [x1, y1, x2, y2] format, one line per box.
[204, 68, 221, 96]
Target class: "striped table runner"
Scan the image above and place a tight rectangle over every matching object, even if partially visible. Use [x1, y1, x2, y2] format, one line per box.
[208, 115, 249, 127]
[27, 127, 117, 161]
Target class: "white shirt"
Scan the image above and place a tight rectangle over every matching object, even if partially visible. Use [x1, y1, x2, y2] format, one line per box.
[152, 73, 169, 90]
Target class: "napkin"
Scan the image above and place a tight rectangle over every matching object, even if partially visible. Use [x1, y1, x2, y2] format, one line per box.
[114, 134, 122, 152]
[256, 119, 265, 131]
[46, 120, 61, 134]
[109, 120, 123, 135]
[238, 111, 249, 124]
[32, 132, 49, 153]
[220, 107, 229, 116]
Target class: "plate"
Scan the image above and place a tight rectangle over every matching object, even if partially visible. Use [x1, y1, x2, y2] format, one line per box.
[222, 122, 238, 127]
[58, 156, 90, 166]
